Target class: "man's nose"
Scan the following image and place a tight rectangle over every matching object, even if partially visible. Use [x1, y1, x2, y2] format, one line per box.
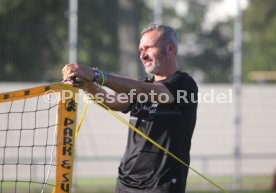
[140, 51, 148, 60]
[140, 52, 145, 60]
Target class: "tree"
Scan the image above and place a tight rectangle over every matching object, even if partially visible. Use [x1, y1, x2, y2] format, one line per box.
[0, 0, 67, 81]
[0, 0, 147, 81]
[243, 0, 276, 82]
[183, 21, 233, 83]
[161, 0, 233, 83]
[78, 0, 119, 74]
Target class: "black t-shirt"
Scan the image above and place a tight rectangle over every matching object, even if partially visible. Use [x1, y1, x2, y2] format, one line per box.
[117, 71, 198, 193]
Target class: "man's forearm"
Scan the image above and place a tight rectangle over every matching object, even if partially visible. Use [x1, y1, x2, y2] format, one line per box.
[105, 74, 147, 94]
[82, 79, 130, 112]
[105, 73, 174, 103]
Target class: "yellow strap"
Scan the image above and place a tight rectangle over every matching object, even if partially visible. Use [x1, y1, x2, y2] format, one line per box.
[75, 101, 90, 137]
[75, 97, 229, 193]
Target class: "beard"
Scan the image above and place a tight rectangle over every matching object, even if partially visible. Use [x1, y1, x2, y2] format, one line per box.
[145, 62, 159, 74]
[144, 48, 167, 75]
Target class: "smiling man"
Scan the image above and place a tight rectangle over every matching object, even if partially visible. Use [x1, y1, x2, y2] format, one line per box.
[62, 23, 198, 193]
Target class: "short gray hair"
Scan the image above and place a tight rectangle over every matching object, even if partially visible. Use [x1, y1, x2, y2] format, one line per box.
[141, 23, 178, 54]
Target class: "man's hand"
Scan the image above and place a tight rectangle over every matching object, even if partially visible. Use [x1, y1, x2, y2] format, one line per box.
[62, 63, 94, 82]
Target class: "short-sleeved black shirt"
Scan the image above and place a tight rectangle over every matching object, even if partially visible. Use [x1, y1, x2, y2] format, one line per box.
[117, 71, 198, 193]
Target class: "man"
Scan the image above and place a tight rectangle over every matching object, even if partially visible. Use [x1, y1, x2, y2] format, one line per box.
[62, 23, 198, 193]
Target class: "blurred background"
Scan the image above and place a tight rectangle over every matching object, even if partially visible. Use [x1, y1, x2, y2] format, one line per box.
[0, 0, 276, 192]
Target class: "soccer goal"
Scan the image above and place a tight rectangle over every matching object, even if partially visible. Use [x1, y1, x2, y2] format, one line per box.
[0, 83, 79, 193]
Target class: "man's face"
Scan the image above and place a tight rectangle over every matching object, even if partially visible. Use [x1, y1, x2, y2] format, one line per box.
[139, 30, 167, 75]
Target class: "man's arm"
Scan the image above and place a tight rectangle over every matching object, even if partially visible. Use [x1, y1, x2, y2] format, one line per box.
[78, 78, 131, 112]
[105, 74, 174, 104]
[62, 64, 175, 104]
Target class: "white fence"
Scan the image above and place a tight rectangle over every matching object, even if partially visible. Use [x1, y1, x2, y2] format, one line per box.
[1, 83, 276, 179]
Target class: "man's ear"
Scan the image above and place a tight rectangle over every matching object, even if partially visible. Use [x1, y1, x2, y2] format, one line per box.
[167, 43, 176, 55]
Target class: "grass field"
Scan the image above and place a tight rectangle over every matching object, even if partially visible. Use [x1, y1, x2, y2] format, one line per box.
[1, 175, 275, 193]
[71, 175, 276, 193]
[75, 191, 274, 193]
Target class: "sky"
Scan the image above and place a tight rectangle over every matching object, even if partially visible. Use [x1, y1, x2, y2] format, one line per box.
[204, 0, 249, 29]
[148, 0, 249, 30]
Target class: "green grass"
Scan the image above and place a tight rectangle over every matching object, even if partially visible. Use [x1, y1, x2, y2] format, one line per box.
[187, 192, 273, 193]
[72, 175, 276, 193]
[187, 175, 274, 190]
[1, 175, 275, 193]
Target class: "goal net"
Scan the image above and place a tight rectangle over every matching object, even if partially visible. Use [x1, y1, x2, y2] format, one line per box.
[0, 83, 78, 193]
